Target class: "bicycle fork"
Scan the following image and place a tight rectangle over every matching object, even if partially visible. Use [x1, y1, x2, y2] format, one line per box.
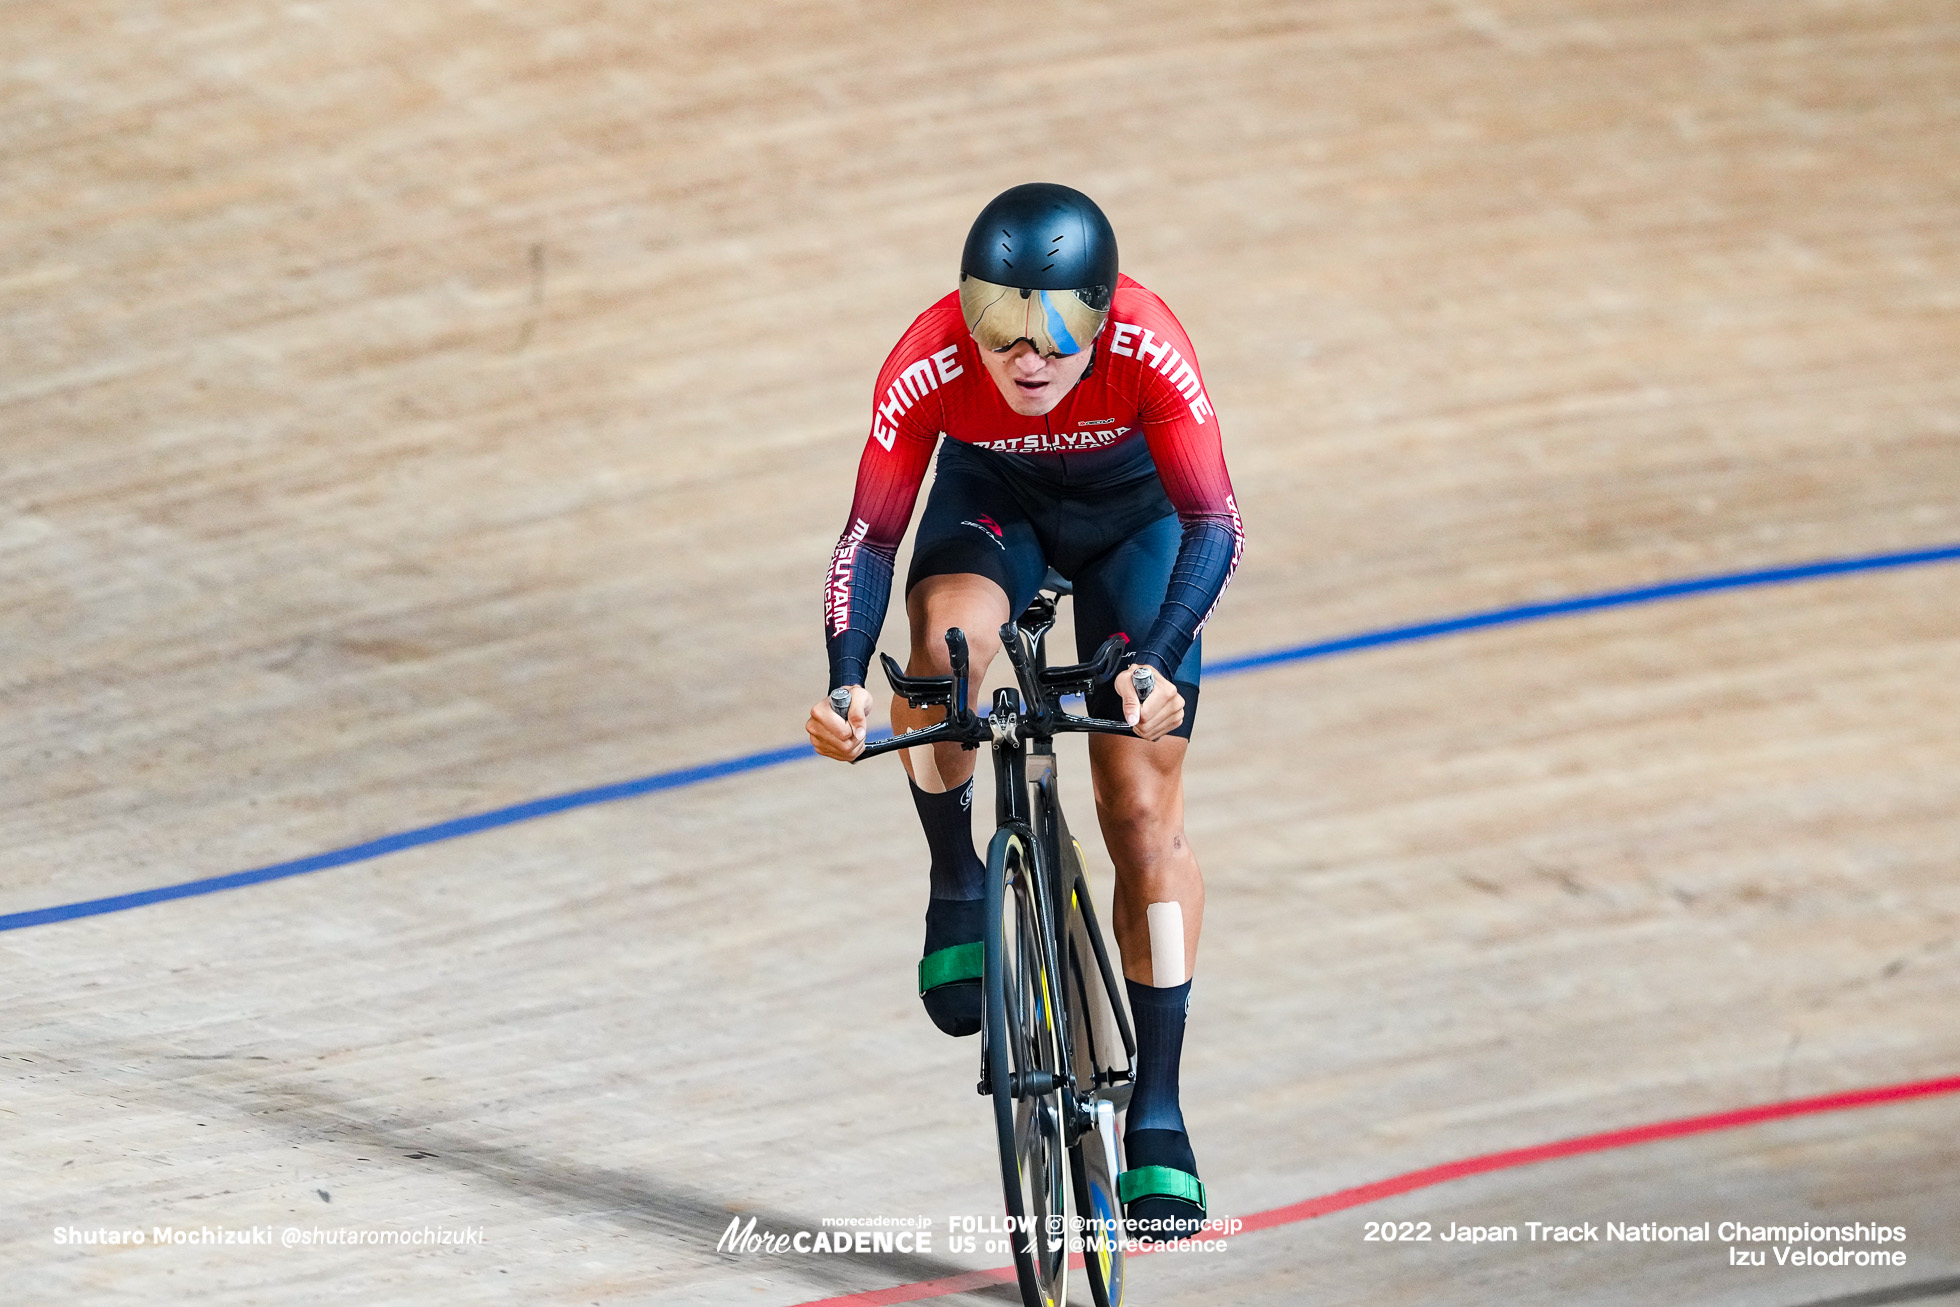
[977, 719, 1100, 1149]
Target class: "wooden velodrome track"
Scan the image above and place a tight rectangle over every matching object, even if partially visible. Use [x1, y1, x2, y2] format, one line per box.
[5, 1, 1958, 1303]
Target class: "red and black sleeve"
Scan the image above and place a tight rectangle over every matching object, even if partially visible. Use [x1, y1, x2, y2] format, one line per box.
[822, 321, 951, 690]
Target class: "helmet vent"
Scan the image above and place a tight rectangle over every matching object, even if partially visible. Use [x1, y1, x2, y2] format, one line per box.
[1046, 234, 1064, 270]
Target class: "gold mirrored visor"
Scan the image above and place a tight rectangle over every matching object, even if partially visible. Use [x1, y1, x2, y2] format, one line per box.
[959, 275, 1111, 357]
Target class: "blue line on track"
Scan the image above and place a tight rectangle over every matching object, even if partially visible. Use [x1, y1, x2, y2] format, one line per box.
[1203, 542, 1960, 675]
[5, 541, 1956, 934]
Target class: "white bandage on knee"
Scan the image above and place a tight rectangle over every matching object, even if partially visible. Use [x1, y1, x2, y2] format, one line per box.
[908, 745, 947, 793]
[1145, 901, 1186, 988]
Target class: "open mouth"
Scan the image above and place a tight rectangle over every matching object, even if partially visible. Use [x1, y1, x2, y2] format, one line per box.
[1015, 378, 1047, 391]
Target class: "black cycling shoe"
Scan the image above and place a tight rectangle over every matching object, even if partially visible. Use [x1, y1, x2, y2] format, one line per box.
[1119, 1128, 1206, 1242]
[918, 896, 985, 1037]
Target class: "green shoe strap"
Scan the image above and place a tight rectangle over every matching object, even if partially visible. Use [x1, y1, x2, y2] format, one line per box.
[1118, 1165, 1206, 1210]
[918, 941, 983, 995]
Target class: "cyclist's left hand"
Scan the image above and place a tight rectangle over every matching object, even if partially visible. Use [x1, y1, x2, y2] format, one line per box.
[807, 685, 871, 760]
[1115, 667, 1184, 742]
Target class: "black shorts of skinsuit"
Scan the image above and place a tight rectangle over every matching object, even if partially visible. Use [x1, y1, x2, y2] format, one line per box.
[905, 439, 1202, 739]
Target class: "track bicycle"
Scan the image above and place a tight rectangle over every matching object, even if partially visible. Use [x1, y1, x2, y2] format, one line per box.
[832, 577, 1148, 1307]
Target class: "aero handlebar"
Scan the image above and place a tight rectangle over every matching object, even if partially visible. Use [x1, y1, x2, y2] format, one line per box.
[848, 624, 1147, 763]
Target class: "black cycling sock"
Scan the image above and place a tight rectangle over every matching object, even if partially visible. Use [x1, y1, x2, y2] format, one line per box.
[1123, 977, 1190, 1134]
[910, 777, 985, 901]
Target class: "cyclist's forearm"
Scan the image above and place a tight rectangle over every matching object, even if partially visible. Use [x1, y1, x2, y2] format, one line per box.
[824, 534, 897, 690]
[1135, 514, 1242, 674]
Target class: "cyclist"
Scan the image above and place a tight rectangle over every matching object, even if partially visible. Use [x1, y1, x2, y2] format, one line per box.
[806, 183, 1243, 1242]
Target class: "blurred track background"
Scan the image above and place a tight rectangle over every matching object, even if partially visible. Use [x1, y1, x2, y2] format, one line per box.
[5, 2, 1958, 1302]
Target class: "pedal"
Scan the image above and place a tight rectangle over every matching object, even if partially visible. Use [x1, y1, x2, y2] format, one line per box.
[1070, 1095, 1099, 1141]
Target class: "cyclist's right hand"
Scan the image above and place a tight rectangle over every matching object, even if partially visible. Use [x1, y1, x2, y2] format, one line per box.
[807, 685, 872, 761]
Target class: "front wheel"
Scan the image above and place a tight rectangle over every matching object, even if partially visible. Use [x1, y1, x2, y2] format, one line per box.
[983, 826, 1070, 1307]
[1063, 848, 1128, 1307]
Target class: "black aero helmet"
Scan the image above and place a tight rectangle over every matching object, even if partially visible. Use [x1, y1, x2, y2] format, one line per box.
[959, 183, 1118, 356]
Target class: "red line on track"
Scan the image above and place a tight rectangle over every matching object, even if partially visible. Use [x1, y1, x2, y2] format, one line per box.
[786, 1073, 1960, 1307]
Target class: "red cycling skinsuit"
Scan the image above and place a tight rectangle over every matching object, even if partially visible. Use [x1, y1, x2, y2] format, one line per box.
[824, 274, 1244, 704]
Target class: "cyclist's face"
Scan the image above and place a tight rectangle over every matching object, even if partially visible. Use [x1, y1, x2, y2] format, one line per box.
[974, 338, 1095, 417]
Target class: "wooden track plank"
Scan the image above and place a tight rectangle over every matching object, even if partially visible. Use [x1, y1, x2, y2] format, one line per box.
[3, 2, 1957, 1301]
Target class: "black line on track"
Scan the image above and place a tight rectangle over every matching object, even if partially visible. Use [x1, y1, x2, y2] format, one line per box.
[156, 1065, 1020, 1303]
[1789, 1276, 1960, 1307]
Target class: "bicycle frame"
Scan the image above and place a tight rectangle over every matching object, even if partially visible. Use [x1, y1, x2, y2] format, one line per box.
[848, 588, 1140, 1307]
[852, 589, 1139, 1135]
